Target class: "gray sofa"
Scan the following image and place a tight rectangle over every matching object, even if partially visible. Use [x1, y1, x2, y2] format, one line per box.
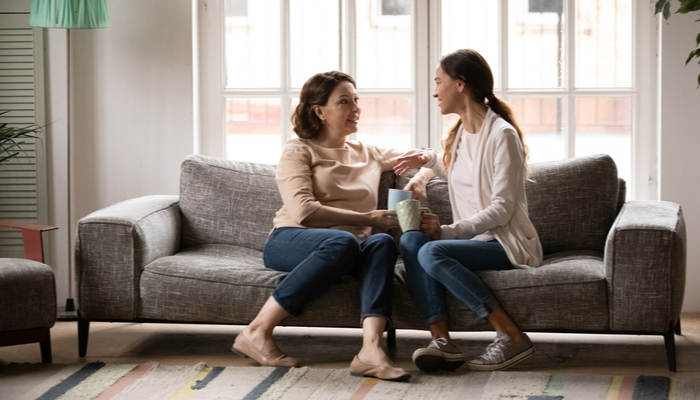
[75, 154, 686, 371]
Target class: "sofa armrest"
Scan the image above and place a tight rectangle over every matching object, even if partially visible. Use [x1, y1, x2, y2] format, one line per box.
[75, 195, 181, 320]
[605, 201, 686, 332]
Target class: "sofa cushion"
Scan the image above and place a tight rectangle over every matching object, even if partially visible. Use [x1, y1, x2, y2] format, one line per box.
[140, 244, 278, 322]
[139, 244, 369, 326]
[392, 250, 609, 331]
[480, 250, 609, 331]
[526, 154, 620, 254]
[180, 155, 282, 251]
[0, 259, 56, 331]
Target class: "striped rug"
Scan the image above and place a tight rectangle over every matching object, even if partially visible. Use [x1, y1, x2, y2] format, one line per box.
[1, 362, 699, 400]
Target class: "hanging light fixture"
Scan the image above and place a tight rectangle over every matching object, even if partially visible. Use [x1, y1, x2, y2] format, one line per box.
[29, 0, 110, 29]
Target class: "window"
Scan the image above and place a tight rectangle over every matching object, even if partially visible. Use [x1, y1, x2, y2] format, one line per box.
[226, 0, 248, 17]
[382, 0, 411, 15]
[198, 0, 657, 199]
[199, 0, 418, 165]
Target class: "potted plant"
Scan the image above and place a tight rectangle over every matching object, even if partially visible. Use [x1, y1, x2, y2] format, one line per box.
[0, 111, 43, 167]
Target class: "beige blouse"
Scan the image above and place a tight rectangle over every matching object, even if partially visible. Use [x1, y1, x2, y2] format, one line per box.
[273, 137, 409, 241]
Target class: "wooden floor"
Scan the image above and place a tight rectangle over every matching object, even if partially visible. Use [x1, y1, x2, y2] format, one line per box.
[2, 313, 700, 378]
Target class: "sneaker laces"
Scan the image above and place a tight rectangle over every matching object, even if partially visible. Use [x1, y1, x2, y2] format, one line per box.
[428, 337, 448, 349]
[479, 336, 508, 362]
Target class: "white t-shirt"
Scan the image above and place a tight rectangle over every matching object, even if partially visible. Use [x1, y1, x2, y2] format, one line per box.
[449, 126, 495, 242]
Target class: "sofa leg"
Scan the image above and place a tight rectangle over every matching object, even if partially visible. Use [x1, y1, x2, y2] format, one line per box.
[40, 329, 52, 363]
[387, 328, 396, 348]
[78, 312, 90, 357]
[675, 319, 681, 335]
[663, 321, 677, 372]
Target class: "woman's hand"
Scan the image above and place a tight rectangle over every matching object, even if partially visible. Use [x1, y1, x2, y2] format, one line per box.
[365, 210, 401, 231]
[403, 180, 428, 203]
[421, 212, 442, 240]
[394, 151, 430, 176]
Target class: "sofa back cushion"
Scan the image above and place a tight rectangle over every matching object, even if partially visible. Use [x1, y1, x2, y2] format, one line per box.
[180, 155, 282, 251]
[179, 153, 620, 255]
[526, 154, 620, 254]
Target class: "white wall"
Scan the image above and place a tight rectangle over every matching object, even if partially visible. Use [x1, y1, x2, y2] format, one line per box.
[46, 0, 194, 304]
[70, 0, 194, 217]
[660, 16, 700, 312]
[44, 2, 700, 312]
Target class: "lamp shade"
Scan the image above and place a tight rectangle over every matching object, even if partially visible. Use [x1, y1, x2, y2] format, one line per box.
[29, 0, 110, 29]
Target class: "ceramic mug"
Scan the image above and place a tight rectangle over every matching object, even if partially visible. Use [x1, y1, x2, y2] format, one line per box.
[388, 188, 412, 211]
[396, 199, 421, 232]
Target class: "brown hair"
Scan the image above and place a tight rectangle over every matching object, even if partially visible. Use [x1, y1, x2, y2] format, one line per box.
[292, 71, 357, 139]
[439, 49, 530, 177]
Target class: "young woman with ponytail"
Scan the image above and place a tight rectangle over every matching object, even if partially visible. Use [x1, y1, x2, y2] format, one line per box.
[392, 49, 544, 372]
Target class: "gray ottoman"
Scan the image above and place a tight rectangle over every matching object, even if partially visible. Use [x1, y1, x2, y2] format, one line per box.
[0, 259, 56, 363]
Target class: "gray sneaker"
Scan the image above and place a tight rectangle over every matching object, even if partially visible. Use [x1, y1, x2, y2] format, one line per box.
[412, 337, 466, 372]
[467, 332, 534, 371]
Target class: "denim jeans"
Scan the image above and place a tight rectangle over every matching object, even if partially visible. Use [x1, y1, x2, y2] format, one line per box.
[263, 227, 398, 324]
[400, 231, 514, 324]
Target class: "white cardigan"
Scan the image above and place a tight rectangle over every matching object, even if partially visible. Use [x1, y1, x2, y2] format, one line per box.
[423, 108, 543, 269]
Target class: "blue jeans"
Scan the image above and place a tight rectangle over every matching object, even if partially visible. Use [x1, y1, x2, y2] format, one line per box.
[263, 227, 398, 324]
[400, 231, 514, 324]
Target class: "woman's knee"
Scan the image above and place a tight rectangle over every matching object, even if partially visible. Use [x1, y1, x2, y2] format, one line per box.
[417, 241, 449, 276]
[321, 231, 361, 259]
[400, 231, 429, 254]
[364, 233, 398, 259]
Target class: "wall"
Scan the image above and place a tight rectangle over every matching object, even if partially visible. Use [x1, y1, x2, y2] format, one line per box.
[660, 16, 700, 312]
[70, 0, 194, 217]
[46, 0, 194, 304]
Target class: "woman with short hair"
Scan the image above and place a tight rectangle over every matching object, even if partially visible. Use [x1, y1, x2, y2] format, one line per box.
[233, 71, 419, 382]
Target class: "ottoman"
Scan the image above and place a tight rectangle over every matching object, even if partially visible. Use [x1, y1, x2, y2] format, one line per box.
[0, 258, 56, 363]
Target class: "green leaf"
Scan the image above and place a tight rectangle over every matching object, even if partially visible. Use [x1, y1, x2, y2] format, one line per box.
[686, 49, 700, 65]
[697, 32, 700, 46]
[0, 152, 20, 164]
[655, 0, 669, 15]
[676, 0, 696, 13]
[0, 110, 44, 166]
[655, 0, 664, 14]
[664, 1, 672, 19]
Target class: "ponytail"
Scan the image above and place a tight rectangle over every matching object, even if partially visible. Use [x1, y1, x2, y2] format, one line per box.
[486, 96, 531, 179]
[439, 49, 530, 179]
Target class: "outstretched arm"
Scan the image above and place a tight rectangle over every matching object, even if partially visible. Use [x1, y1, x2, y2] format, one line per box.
[302, 207, 399, 231]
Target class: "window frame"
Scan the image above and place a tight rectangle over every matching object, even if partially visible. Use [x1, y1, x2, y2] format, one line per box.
[196, 0, 658, 200]
[197, 0, 430, 159]
[427, 0, 656, 200]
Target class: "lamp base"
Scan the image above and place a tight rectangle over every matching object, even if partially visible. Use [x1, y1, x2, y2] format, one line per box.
[58, 298, 77, 321]
[65, 298, 75, 312]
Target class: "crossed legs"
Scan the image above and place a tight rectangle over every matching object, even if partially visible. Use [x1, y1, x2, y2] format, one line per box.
[400, 231, 532, 371]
